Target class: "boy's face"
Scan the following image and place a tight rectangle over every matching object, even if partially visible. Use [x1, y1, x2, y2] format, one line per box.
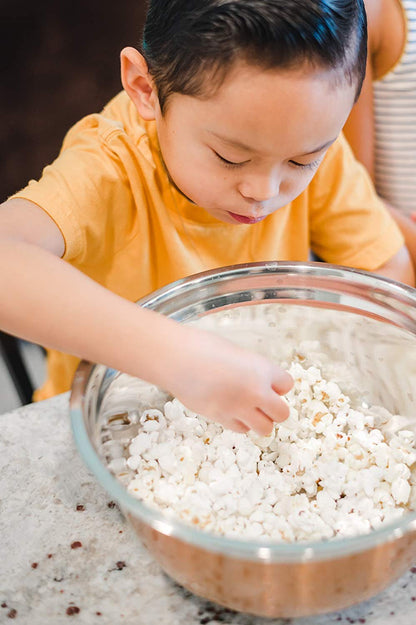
[154, 62, 357, 224]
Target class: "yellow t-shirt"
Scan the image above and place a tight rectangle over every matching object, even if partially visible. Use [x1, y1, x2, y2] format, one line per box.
[12, 91, 403, 400]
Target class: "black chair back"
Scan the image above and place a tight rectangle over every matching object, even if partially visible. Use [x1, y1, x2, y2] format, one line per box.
[0, 332, 35, 405]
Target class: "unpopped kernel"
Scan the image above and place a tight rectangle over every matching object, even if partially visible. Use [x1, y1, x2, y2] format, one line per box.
[110, 360, 416, 542]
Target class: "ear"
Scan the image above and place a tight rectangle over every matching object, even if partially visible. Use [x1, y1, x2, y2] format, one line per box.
[120, 47, 158, 120]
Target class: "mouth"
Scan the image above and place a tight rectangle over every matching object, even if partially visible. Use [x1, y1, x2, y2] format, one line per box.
[227, 211, 268, 224]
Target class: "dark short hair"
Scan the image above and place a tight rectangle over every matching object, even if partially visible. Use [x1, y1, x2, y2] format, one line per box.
[142, 0, 367, 112]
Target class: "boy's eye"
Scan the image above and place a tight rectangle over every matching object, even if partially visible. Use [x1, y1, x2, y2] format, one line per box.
[289, 159, 321, 171]
[214, 151, 248, 168]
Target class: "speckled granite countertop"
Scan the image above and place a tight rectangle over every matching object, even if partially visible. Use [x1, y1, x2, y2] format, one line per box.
[1, 394, 416, 624]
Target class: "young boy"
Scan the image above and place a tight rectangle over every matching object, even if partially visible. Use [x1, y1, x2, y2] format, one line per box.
[0, 0, 413, 436]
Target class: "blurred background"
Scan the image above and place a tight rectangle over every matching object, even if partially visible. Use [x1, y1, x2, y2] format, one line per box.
[0, 0, 147, 411]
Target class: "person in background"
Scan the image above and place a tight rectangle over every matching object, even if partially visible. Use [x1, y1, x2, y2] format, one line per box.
[344, 0, 416, 267]
[0, 0, 413, 436]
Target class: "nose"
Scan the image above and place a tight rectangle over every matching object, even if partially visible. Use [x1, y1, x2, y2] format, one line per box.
[238, 167, 281, 203]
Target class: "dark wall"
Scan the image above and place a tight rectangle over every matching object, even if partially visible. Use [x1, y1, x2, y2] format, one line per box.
[1, 0, 147, 201]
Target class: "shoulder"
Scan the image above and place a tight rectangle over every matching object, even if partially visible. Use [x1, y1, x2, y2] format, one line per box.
[364, 0, 406, 77]
[63, 91, 150, 150]
[363, 0, 384, 53]
[57, 92, 160, 184]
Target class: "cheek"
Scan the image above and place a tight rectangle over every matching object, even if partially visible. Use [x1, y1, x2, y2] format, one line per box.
[285, 170, 317, 196]
[173, 158, 214, 196]
[165, 144, 228, 198]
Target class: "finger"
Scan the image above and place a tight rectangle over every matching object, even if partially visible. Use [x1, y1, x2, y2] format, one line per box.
[250, 408, 275, 436]
[262, 392, 290, 423]
[229, 419, 250, 434]
[272, 368, 294, 395]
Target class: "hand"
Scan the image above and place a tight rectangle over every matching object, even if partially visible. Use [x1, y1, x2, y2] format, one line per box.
[163, 324, 293, 436]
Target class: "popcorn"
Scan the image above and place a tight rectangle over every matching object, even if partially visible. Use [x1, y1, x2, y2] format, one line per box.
[139, 409, 166, 431]
[391, 478, 411, 505]
[109, 358, 416, 543]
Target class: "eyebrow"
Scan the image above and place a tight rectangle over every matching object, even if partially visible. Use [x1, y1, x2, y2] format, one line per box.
[208, 131, 337, 157]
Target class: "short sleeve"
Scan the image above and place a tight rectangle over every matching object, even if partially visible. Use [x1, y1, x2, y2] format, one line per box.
[10, 114, 136, 265]
[308, 133, 404, 270]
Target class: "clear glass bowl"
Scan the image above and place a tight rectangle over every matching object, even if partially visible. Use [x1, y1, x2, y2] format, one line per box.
[70, 261, 416, 617]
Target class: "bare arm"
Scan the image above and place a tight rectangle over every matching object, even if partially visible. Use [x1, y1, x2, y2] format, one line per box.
[0, 198, 292, 434]
[343, 0, 381, 178]
[344, 0, 416, 275]
[385, 205, 416, 272]
[343, 51, 375, 178]
[374, 244, 415, 286]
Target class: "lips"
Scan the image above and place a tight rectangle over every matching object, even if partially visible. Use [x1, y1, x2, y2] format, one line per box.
[228, 211, 267, 224]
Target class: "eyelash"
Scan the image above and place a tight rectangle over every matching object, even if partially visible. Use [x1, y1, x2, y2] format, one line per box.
[214, 152, 247, 169]
[289, 159, 320, 171]
[214, 151, 321, 171]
